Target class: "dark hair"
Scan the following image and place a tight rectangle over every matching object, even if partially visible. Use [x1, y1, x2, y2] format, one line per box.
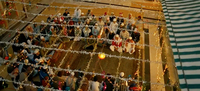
[79, 72, 84, 77]
[138, 16, 141, 19]
[107, 74, 111, 79]
[94, 76, 98, 81]
[57, 71, 63, 77]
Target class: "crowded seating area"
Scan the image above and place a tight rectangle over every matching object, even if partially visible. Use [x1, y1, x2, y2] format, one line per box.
[0, 7, 142, 91]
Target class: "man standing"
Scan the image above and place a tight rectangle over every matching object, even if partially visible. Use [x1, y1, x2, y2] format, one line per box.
[114, 72, 128, 91]
[63, 9, 70, 21]
[65, 72, 76, 91]
[74, 26, 82, 41]
[73, 8, 81, 22]
[110, 34, 122, 53]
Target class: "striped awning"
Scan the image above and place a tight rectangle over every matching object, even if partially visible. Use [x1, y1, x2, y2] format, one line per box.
[161, 0, 200, 91]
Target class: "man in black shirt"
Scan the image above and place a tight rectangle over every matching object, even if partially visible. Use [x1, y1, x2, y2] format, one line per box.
[63, 9, 70, 21]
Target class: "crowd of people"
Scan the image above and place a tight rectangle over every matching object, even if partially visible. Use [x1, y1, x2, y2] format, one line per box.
[1, 8, 142, 91]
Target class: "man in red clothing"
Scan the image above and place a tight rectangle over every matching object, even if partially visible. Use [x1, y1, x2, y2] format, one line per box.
[110, 34, 122, 52]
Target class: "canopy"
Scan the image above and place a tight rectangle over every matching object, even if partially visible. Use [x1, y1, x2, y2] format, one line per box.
[161, 0, 200, 91]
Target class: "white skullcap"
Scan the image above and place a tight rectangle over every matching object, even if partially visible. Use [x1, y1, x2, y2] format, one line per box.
[40, 36, 45, 40]
[134, 28, 138, 32]
[24, 59, 29, 65]
[50, 26, 54, 29]
[115, 34, 119, 38]
[111, 12, 114, 15]
[54, 18, 57, 20]
[22, 42, 26, 45]
[129, 37, 132, 40]
[43, 65, 48, 69]
[27, 40, 31, 45]
[85, 25, 88, 27]
[34, 49, 40, 54]
[95, 23, 98, 26]
[67, 14, 70, 16]
[60, 18, 63, 22]
[63, 21, 66, 23]
[120, 72, 124, 77]
[49, 68, 54, 75]
[121, 23, 124, 26]
[58, 13, 61, 16]
[110, 31, 113, 33]
[39, 58, 45, 63]
[113, 18, 116, 22]
[41, 20, 44, 23]
[81, 13, 84, 15]
[71, 72, 75, 76]
[77, 26, 80, 28]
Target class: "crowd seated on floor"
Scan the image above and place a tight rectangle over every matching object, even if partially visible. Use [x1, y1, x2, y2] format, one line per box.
[0, 8, 142, 91]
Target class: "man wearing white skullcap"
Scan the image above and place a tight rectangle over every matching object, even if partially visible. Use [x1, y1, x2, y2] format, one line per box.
[116, 23, 125, 34]
[92, 23, 100, 37]
[97, 16, 105, 28]
[110, 34, 122, 52]
[33, 49, 42, 64]
[65, 71, 76, 90]
[83, 25, 91, 37]
[74, 26, 82, 41]
[120, 29, 130, 40]
[108, 18, 118, 43]
[109, 18, 118, 34]
[114, 72, 128, 91]
[57, 13, 64, 24]
[124, 37, 135, 54]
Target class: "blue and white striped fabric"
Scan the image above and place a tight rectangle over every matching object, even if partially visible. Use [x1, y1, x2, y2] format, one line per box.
[161, 0, 200, 91]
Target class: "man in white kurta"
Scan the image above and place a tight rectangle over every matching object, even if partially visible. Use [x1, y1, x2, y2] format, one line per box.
[123, 37, 135, 54]
[83, 25, 91, 37]
[109, 18, 118, 34]
[120, 29, 130, 41]
[110, 34, 122, 53]
[74, 26, 82, 41]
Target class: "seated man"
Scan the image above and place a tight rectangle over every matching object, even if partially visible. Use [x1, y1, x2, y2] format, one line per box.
[83, 25, 91, 37]
[120, 29, 129, 41]
[131, 28, 140, 43]
[92, 23, 100, 37]
[123, 37, 135, 54]
[83, 35, 96, 50]
[110, 34, 122, 52]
